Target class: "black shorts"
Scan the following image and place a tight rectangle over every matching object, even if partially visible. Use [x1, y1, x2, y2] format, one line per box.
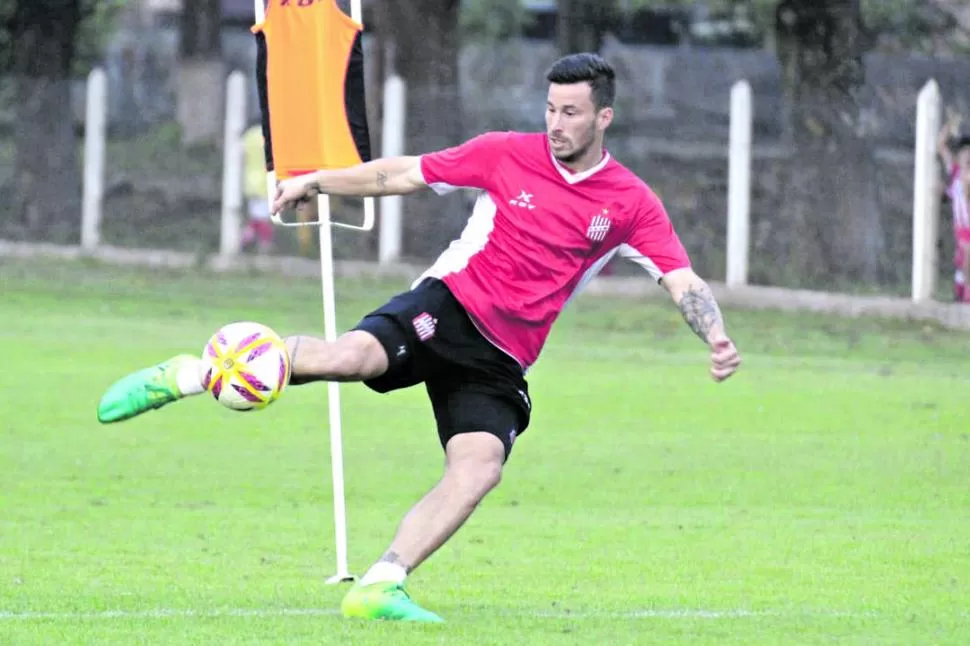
[351, 278, 531, 460]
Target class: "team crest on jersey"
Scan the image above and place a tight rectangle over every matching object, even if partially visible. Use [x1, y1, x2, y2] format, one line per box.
[586, 209, 612, 242]
[412, 312, 437, 341]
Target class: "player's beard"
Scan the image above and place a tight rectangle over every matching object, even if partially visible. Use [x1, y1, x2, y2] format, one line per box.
[552, 122, 598, 165]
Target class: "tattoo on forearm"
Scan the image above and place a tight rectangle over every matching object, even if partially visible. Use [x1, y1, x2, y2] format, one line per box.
[288, 335, 302, 366]
[380, 550, 412, 573]
[678, 283, 724, 343]
[302, 182, 322, 204]
[376, 171, 388, 191]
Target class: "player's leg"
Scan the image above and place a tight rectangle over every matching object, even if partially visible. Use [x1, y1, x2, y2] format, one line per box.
[95, 277, 441, 425]
[96, 329, 390, 424]
[341, 387, 523, 623]
[341, 433, 506, 624]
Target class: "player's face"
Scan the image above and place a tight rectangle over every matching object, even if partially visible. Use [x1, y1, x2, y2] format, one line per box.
[545, 82, 613, 165]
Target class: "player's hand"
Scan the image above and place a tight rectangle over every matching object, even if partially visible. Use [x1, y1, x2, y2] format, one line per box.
[272, 176, 320, 215]
[708, 333, 740, 382]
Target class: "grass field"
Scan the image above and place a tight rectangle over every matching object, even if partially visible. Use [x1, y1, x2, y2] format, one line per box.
[2, 258, 969, 645]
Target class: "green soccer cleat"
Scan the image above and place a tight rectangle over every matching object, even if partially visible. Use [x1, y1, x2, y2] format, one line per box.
[340, 581, 444, 623]
[97, 354, 198, 424]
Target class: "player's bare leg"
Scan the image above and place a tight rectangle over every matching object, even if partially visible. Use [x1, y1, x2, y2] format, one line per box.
[380, 432, 505, 569]
[97, 330, 388, 423]
[284, 331, 388, 383]
[341, 432, 506, 622]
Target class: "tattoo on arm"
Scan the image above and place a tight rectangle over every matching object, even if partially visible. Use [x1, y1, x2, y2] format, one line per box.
[380, 550, 413, 573]
[376, 171, 388, 191]
[288, 335, 302, 366]
[302, 182, 322, 205]
[677, 283, 724, 343]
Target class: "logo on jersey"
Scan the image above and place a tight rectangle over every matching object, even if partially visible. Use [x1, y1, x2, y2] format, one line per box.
[509, 190, 536, 210]
[412, 312, 437, 341]
[586, 210, 612, 242]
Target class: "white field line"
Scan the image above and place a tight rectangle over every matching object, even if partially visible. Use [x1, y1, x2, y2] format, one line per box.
[0, 607, 875, 622]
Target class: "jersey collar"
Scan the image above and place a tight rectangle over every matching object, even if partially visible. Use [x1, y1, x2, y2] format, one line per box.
[548, 144, 611, 185]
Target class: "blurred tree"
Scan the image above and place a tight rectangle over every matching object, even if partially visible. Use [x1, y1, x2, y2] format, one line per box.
[177, 0, 223, 146]
[0, 0, 120, 243]
[460, 0, 530, 40]
[769, 0, 886, 286]
[0, 0, 122, 242]
[557, 0, 616, 54]
[380, 0, 465, 257]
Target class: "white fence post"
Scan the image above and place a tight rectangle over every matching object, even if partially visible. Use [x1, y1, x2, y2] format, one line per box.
[912, 79, 941, 303]
[726, 79, 752, 288]
[81, 67, 108, 250]
[220, 70, 247, 258]
[378, 74, 406, 265]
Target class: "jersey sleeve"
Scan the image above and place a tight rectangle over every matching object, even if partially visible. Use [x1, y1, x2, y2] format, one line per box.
[947, 163, 960, 198]
[618, 191, 691, 281]
[419, 131, 509, 195]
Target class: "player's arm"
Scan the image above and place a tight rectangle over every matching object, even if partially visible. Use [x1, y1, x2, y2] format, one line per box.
[660, 268, 726, 343]
[938, 110, 960, 170]
[272, 156, 426, 214]
[660, 267, 740, 382]
[272, 132, 506, 214]
[623, 190, 740, 381]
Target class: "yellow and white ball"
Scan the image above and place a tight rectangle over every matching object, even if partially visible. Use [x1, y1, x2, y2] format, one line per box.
[201, 321, 290, 411]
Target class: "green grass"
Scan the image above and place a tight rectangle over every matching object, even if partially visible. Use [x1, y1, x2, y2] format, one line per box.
[1, 258, 969, 645]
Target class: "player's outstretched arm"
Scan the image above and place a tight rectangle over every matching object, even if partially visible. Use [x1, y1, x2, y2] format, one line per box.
[272, 156, 427, 214]
[660, 268, 741, 382]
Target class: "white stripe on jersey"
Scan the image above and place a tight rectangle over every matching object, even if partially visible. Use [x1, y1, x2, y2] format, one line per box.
[949, 176, 970, 230]
[412, 191, 498, 287]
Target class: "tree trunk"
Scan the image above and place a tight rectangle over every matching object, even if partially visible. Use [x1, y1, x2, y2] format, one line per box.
[557, 0, 614, 55]
[384, 0, 464, 259]
[177, 0, 223, 146]
[770, 0, 885, 288]
[8, 0, 83, 243]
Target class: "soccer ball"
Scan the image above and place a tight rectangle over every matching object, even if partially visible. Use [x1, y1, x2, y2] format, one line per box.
[201, 321, 290, 411]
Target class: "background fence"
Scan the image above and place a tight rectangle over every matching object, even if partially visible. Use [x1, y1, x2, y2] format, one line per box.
[4, 1, 970, 304]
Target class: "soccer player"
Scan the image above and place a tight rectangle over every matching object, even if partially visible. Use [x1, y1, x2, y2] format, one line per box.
[97, 53, 742, 622]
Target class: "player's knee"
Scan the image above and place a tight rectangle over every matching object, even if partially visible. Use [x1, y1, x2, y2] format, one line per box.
[450, 461, 502, 503]
[444, 435, 506, 502]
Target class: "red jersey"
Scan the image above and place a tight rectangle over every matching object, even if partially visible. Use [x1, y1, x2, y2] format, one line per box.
[416, 131, 691, 370]
[946, 164, 970, 238]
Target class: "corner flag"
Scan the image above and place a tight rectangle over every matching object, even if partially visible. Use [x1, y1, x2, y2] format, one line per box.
[251, 0, 375, 585]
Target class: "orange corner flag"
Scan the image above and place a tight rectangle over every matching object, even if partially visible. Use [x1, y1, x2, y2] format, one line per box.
[253, 0, 372, 179]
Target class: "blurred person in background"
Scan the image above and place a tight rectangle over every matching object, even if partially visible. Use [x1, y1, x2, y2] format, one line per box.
[937, 108, 970, 303]
[241, 121, 275, 253]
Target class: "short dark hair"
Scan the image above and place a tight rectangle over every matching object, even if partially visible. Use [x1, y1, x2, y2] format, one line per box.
[956, 135, 970, 151]
[546, 53, 616, 110]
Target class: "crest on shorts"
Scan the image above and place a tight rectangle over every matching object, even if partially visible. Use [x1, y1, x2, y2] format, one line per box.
[586, 209, 611, 242]
[412, 312, 437, 341]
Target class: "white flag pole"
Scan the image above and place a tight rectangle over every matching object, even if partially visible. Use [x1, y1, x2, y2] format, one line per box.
[254, 0, 370, 586]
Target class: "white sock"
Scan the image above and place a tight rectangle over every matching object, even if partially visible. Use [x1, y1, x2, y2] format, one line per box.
[358, 561, 407, 586]
[175, 358, 205, 396]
